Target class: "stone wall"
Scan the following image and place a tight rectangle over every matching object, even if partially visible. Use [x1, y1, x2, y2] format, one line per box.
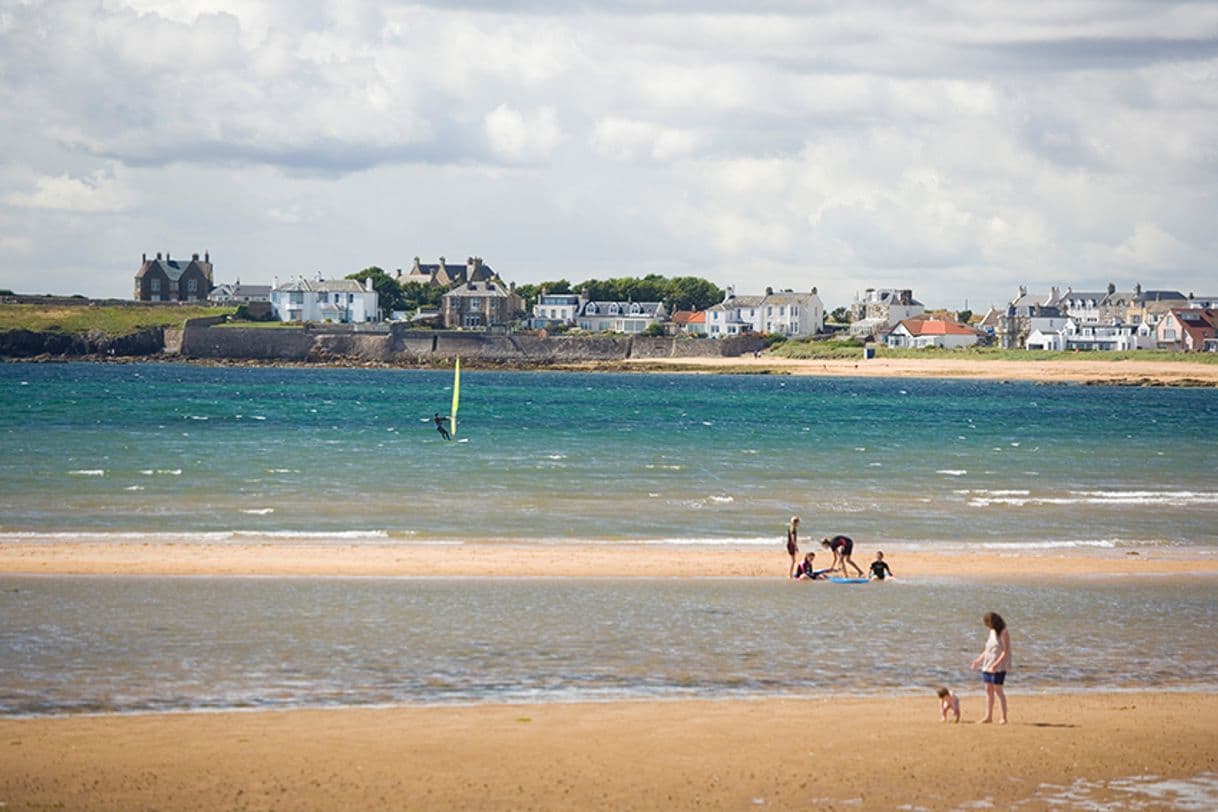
[0, 327, 165, 358]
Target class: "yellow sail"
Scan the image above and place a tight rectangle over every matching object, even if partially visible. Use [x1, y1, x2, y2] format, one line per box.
[449, 357, 461, 439]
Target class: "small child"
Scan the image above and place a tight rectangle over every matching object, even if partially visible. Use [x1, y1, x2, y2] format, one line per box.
[793, 552, 828, 580]
[936, 686, 960, 723]
[869, 551, 893, 580]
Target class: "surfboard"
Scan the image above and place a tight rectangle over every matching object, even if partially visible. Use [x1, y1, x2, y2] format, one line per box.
[449, 357, 461, 440]
[830, 577, 869, 584]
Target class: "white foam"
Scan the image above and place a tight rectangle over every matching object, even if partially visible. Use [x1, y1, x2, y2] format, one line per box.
[969, 490, 1218, 508]
[68, 469, 105, 476]
[242, 508, 275, 515]
[936, 469, 967, 477]
[709, 496, 734, 504]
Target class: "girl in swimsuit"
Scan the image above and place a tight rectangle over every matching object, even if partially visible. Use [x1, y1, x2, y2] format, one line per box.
[786, 516, 799, 579]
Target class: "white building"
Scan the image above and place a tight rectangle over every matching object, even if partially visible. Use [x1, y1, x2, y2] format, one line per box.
[705, 286, 824, 338]
[270, 276, 379, 323]
[1024, 316, 1074, 350]
[577, 300, 668, 333]
[531, 291, 585, 329]
[848, 289, 924, 337]
[209, 281, 271, 304]
[1027, 318, 1154, 351]
[885, 319, 979, 349]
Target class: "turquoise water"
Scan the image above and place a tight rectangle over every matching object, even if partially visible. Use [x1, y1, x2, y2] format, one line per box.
[1, 362, 1216, 550]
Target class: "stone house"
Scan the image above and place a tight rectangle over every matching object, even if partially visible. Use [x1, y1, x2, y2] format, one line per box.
[995, 287, 1065, 349]
[133, 252, 214, 302]
[442, 279, 525, 329]
[848, 289, 924, 337]
[399, 256, 496, 288]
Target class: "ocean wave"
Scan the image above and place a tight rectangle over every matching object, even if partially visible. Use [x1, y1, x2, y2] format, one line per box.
[241, 509, 275, 515]
[67, 469, 105, 476]
[966, 490, 1218, 508]
[936, 469, 967, 476]
[140, 469, 182, 476]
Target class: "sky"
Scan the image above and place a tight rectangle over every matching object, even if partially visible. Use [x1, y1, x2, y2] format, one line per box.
[1, 1, 1216, 312]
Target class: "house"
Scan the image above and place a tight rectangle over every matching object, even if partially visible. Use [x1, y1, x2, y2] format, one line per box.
[995, 286, 1065, 349]
[1156, 308, 1218, 351]
[1062, 320, 1155, 351]
[885, 318, 980, 349]
[848, 289, 924, 337]
[669, 310, 707, 336]
[442, 279, 524, 329]
[577, 299, 668, 333]
[133, 252, 214, 302]
[209, 281, 271, 304]
[704, 286, 824, 338]
[399, 256, 496, 288]
[1024, 316, 1073, 351]
[530, 290, 585, 330]
[270, 276, 379, 323]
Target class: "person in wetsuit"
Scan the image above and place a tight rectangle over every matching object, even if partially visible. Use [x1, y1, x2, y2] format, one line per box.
[433, 412, 451, 440]
[821, 535, 865, 578]
[869, 551, 894, 580]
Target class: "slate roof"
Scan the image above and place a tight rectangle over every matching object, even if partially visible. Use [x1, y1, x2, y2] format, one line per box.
[135, 258, 203, 283]
[273, 278, 367, 293]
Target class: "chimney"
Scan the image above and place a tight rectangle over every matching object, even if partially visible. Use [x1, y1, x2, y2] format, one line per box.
[412, 257, 421, 272]
[765, 286, 773, 295]
[1018, 285, 1027, 298]
[811, 286, 818, 295]
[204, 251, 209, 263]
[192, 253, 199, 261]
[366, 277, 374, 292]
[156, 252, 162, 260]
[273, 275, 279, 288]
[1135, 282, 1142, 296]
[1107, 282, 1116, 295]
[142, 253, 146, 262]
[438, 256, 446, 268]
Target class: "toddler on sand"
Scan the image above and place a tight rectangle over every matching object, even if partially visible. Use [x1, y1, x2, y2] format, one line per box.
[936, 686, 960, 722]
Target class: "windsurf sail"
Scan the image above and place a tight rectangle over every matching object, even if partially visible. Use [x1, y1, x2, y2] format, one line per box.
[449, 357, 461, 440]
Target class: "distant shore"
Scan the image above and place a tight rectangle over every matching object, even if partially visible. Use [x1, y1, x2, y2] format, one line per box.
[3, 692, 1216, 810]
[2, 539, 1214, 577]
[7, 351, 1218, 386]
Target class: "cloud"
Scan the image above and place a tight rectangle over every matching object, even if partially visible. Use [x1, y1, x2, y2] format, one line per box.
[484, 104, 564, 163]
[3, 172, 132, 214]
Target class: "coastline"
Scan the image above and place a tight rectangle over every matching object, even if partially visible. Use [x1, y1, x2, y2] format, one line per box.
[2, 540, 1215, 577]
[3, 693, 1216, 810]
[6, 352, 1218, 386]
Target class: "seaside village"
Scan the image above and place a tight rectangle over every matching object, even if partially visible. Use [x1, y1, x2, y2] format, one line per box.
[133, 252, 1218, 352]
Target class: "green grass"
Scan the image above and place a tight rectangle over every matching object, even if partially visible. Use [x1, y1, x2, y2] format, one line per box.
[0, 303, 236, 336]
[771, 338, 1218, 364]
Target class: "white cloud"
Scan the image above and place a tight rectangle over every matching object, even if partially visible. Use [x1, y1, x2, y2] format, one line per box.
[3, 172, 132, 214]
[484, 104, 564, 163]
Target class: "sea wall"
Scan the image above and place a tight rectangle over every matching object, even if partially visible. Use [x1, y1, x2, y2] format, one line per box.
[175, 323, 764, 363]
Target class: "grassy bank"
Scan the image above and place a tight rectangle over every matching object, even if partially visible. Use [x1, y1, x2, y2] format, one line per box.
[0, 303, 236, 336]
[771, 337, 1218, 364]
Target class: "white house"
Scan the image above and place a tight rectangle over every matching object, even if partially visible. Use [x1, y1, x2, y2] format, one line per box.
[577, 300, 668, 333]
[530, 291, 585, 329]
[885, 318, 979, 349]
[848, 288, 924, 337]
[209, 281, 271, 304]
[704, 286, 824, 338]
[271, 276, 379, 323]
[1024, 316, 1073, 350]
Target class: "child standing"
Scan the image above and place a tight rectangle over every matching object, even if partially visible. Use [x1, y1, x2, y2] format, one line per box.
[936, 686, 960, 722]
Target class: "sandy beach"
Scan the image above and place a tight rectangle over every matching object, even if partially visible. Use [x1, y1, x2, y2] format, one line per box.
[2, 539, 1215, 577]
[2, 693, 1215, 810]
[609, 354, 1218, 386]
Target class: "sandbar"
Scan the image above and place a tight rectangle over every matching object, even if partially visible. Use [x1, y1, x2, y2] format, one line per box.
[608, 354, 1218, 385]
[0, 539, 1214, 577]
[2, 693, 1216, 810]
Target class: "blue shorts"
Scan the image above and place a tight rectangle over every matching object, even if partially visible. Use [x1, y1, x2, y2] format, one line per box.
[982, 671, 1006, 685]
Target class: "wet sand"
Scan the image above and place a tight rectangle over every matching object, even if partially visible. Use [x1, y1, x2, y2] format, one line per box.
[1, 539, 1214, 577]
[2, 693, 1215, 810]
[612, 354, 1218, 385]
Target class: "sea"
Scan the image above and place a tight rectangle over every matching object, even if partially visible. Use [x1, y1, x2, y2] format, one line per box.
[1, 361, 1217, 717]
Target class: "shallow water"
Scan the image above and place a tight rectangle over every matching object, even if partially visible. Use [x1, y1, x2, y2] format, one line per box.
[2, 575, 1216, 716]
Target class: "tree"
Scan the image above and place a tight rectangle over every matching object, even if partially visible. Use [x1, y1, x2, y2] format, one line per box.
[830, 306, 852, 324]
[665, 277, 724, 311]
[957, 309, 974, 324]
[641, 322, 667, 337]
[346, 267, 405, 316]
[515, 279, 572, 311]
[400, 281, 445, 311]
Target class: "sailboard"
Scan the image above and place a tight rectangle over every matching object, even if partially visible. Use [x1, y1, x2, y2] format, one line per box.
[449, 357, 461, 440]
[830, 577, 869, 584]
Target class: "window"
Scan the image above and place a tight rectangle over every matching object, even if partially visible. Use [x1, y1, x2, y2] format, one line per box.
[187, 278, 198, 293]
[150, 278, 161, 292]
[290, 291, 303, 304]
